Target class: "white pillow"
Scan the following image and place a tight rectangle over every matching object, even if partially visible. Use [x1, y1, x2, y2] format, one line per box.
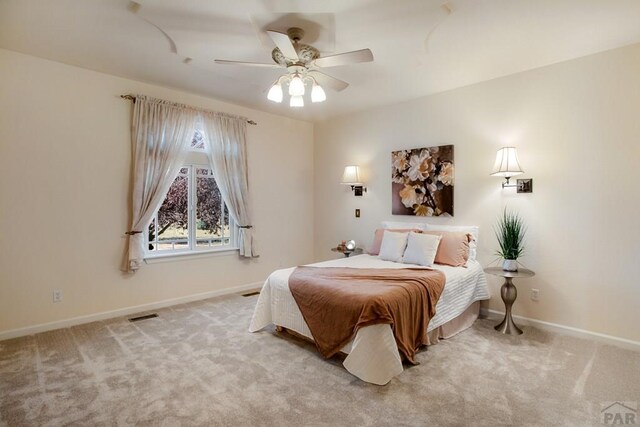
[378, 231, 409, 263]
[424, 224, 479, 262]
[381, 221, 427, 231]
[402, 232, 442, 267]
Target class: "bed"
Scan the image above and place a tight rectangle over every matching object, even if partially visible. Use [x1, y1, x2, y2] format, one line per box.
[249, 253, 490, 385]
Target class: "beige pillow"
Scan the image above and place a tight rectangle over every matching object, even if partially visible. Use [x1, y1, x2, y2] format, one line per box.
[423, 231, 472, 267]
[369, 228, 421, 255]
[425, 224, 479, 261]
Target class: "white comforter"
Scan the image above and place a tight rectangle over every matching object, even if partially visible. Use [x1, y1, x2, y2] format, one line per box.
[249, 255, 490, 385]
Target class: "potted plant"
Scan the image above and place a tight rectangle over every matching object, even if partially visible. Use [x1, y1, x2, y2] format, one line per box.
[494, 209, 526, 272]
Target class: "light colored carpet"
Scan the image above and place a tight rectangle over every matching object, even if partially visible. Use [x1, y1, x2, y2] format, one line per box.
[1, 293, 639, 426]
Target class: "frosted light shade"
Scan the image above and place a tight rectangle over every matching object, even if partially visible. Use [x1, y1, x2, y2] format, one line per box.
[289, 75, 305, 96]
[290, 95, 304, 107]
[311, 83, 326, 103]
[491, 147, 524, 177]
[341, 165, 363, 185]
[267, 83, 283, 103]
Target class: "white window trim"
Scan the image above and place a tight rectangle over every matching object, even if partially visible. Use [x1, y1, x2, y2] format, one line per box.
[144, 246, 239, 264]
[144, 161, 238, 261]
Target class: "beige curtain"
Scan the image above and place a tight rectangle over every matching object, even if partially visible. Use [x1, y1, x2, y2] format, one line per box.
[124, 95, 199, 272]
[201, 113, 257, 257]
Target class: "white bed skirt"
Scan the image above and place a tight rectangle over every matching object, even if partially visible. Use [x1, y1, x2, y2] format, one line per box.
[249, 255, 490, 385]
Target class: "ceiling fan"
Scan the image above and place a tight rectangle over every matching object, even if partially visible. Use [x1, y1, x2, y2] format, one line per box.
[214, 27, 374, 107]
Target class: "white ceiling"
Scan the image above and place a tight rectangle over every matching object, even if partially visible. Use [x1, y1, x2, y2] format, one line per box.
[2, 0, 640, 122]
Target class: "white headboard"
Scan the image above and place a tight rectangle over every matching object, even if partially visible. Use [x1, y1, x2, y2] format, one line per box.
[381, 221, 428, 231]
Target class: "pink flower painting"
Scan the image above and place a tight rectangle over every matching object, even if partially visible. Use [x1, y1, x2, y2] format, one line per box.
[391, 145, 454, 217]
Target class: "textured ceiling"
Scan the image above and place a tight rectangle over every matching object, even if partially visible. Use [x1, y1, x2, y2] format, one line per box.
[1, 0, 640, 122]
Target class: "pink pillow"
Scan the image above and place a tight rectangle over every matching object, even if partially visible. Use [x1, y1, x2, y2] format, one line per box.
[370, 228, 421, 255]
[423, 231, 472, 267]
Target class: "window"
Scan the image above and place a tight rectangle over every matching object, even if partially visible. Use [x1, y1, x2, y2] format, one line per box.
[190, 128, 206, 151]
[146, 129, 235, 256]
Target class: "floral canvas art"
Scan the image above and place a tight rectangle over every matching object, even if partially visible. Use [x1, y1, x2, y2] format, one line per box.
[392, 145, 454, 217]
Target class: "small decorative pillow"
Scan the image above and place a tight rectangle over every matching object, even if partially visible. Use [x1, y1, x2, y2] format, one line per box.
[402, 232, 442, 267]
[423, 231, 472, 267]
[369, 228, 421, 255]
[378, 231, 409, 263]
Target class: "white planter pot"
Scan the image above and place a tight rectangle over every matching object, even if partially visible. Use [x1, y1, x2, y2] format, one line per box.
[502, 259, 518, 272]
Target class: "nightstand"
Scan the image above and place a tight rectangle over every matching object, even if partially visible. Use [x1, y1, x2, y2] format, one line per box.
[484, 267, 536, 335]
[331, 247, 363, 258]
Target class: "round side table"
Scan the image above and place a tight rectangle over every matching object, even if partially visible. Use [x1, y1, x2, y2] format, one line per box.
[484, 267, 535, 335]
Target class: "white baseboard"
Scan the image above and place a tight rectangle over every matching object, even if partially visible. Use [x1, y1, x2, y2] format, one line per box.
[0, 281, 263, 341]
[480, 308, 640, 351]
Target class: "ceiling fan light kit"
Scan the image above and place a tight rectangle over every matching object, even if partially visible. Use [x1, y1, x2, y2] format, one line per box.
[215, 26, 374, 108]
[269, 73, 326, 105]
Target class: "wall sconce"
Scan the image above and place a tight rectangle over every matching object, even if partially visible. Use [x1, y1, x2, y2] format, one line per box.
[341, 165, 367, 196]
[491, 147, 530, 191]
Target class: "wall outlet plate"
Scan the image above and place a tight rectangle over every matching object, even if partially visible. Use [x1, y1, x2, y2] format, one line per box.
[530, 288, 539, 301]
[53, 290, 63, 303]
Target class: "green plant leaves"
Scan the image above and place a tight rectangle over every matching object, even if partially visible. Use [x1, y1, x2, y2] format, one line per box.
[494, 209, 526, 260]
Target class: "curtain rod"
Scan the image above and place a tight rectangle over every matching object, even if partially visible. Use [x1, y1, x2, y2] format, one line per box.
[120, 94, 257, 125]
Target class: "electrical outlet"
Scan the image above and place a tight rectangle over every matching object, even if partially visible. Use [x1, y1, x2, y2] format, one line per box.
[53, 290, 63, 303]
[530, 288, 540, 301]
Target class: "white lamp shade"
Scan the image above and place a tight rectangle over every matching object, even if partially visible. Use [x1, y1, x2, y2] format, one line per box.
[311, 83, 326, 103]
[491, 147, 524, 177]
[267, 83, 283, 103]
[289, 75, 305, 96]
[341, 165, 363, 185]
[289, 95, 304, 107]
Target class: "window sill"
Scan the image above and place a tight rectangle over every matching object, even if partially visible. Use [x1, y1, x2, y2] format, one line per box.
[144, 247, 239, 264]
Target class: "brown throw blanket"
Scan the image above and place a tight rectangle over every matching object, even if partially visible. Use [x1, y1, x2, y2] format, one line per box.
[288, 267, 446, 364]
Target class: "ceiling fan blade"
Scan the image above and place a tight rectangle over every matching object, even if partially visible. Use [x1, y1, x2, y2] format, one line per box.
[314, 49, 374, 68]
[308, 71, 349, 92]
[214, 59, 281, 68]
[266, 30, 299, 61]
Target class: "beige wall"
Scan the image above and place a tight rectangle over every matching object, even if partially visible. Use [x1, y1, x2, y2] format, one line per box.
[314, 44, 640, 342]
[2, 43, 640, 342]
[0, 49, 314, 335]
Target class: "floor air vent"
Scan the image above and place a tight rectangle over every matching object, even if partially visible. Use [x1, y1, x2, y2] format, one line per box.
[242, 291, 260, 297]
[128, 313, 159, 322]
